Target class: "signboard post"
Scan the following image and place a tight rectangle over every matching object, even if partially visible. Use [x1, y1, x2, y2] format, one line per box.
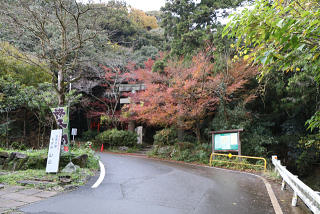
[46, 129, 62, 173]
[211, 129, 243, 155]
[71, 128, 77, 142]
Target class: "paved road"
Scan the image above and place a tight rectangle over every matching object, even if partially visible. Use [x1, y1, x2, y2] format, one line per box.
[21, 153, 274, 214]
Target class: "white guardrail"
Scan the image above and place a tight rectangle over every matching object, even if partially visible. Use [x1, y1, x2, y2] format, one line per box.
[272, 155, 320, 213]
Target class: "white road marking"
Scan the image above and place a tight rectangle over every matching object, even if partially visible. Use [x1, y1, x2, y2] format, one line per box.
[259, 176, 284, 214]
[208, 167, 283, 214]
[91, 160, 105, 188]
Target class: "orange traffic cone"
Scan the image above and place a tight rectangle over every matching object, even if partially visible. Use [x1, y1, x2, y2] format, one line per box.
[101, 144, 104, 152]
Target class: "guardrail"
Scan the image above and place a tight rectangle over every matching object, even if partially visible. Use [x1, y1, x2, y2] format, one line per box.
[272, 155, 320, 213]
[209, 153, 267, 171]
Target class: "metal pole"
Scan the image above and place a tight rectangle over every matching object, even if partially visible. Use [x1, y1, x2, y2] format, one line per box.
[281, 179, 286, 191]
[237, 131, 241, 156]
[292, 192, 298, 206]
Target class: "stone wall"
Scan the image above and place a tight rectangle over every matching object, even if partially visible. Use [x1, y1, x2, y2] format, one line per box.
[0, 151, 88, 171]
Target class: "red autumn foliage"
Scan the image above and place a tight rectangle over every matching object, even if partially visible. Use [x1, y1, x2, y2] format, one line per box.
[122, 52, 258, 140]
[86, 63, 138, 127]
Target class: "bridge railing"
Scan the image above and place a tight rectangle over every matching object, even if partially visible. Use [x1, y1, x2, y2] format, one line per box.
[272, 155, 320, 213]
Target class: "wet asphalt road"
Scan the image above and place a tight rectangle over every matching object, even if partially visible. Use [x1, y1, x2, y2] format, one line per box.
[21, 153, 274, 214]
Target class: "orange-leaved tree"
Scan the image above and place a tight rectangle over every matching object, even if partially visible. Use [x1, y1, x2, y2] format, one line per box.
[123, 52, 257, 142]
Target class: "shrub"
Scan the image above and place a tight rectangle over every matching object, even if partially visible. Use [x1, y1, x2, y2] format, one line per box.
[154, 128, 177, 146]
[175, 142, 195, 150]
[296, 134, 320, 176]
[10, 141, 27, 150]
[81, 130, 98, 141]
[95, 129, 137, 147]
[181, 134, 197, 144]
[196, 150, 209, 164]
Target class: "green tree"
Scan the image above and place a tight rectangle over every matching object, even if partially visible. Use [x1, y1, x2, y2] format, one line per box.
[161, 0, 243, 56]
[0, 44, 50, 86]
[0, 77, 32, 147]
[223, 0, 320, 173]
[223, 0, 320, 131]
[96, 1, 163, 50]
[0, 0, 101, 106]
[129, 8, 158, 30]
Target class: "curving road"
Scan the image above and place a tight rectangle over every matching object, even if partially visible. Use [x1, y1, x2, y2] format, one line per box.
[21, 153, 275, 214]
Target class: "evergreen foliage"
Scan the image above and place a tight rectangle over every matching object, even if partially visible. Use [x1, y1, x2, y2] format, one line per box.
[95, 129, 137, 147]
[161, 0, 243, 56]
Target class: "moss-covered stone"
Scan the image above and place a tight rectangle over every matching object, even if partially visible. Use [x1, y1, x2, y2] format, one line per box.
[0, 150, 92, 171]
[59, 154, 76, 169]
[72, 154, 88, 168]
[0, 151, 9, 158]
[21, 156, 46, 170]
[15, 158, 27, 170]
[0, 158, 5, 165]
[3, 160, 14, 170]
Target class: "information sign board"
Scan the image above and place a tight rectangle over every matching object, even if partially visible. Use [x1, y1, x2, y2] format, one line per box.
[211, 129, 243, 155]
[46, 129, 62, 173]
[214, 133, 238, 150]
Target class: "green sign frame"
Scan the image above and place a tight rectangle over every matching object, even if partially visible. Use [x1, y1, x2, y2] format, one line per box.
[211, 129, 243, 155]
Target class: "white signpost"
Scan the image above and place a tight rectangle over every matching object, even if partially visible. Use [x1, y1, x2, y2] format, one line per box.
[46, 129, 62, 173]
[71, 128, 77, 142]
[71, 128, 77, 136]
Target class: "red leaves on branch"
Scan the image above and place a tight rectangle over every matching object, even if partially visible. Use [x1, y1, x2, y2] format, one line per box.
[122, 52, 258, 131]
[121, 53, 251, 130]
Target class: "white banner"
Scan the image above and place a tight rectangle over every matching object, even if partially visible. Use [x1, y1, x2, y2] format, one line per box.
[46, 129, 62, 173]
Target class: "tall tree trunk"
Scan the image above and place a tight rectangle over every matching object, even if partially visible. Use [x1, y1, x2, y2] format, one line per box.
[177, 118, 184, 142]
[58, 70, 65, 106]
[5, 112, 9, 148]
[128, 121, 135, 132]
[23, 109, 26, 145]
[41, 126, 46, 148]
[38, 121, 41, 149]
[195, 121, 201, 144]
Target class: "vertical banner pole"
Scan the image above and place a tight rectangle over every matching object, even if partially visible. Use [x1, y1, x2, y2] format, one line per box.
[237, 131, 241, 156]
[212, 133, 215, 154]
[51, 106, 70, 154]
[67, 107, 71, 162]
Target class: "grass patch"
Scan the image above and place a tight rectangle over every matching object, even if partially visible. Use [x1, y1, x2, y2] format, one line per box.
[210, 156, 266, 172]
[69, 147, 100, 170]
[0, 146, 100, 189]
[0, 168, 95, 189]
[262, 170, 281, 181]
[148, 145, 266, 172]
[0, 148, 48, 157]
[0, 146, 100, 170]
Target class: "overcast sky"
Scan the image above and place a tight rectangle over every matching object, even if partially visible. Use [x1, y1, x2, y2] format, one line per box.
[81, 0, 166, 11]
